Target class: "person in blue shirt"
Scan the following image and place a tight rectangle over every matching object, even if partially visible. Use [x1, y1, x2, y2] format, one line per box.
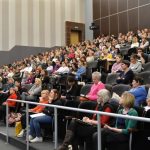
[129, 76, 147, 106]
[72, 60, 86, 80]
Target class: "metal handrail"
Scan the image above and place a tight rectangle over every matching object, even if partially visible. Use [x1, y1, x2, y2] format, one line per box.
[5, 99, 150, 150]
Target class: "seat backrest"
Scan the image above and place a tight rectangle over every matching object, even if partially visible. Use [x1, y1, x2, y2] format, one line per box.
[133, 106, 145, 130]
[139, 71, 150, 84]
[106, 73, 119, 85]
[77, 101, 97, 119]
[87, 60, 98, 69]
[80, 84, 92, 95]
[112, 84, 131, 96]
[143, 62, 150, 71]
[143, 109, 150, 130]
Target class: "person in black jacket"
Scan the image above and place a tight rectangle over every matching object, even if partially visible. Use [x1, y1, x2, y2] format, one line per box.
[116, 60, 134, 84]
[61, 75, 80, 101]
[28, 89, 62, 143]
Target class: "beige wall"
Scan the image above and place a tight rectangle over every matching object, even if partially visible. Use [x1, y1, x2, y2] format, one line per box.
[0, 0, 85, 51]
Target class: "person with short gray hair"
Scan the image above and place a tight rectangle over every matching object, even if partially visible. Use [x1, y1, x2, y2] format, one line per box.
[97, 89, 111, 105]
[80, 71, 105, 101]
[58, 89, 114, 150]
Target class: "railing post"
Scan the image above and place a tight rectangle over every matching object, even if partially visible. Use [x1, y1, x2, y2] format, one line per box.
[54, 107, 58, 150]
[6, 104, 9, 143]
[97, 114, 101, 150]
[26, 103, 29, 150]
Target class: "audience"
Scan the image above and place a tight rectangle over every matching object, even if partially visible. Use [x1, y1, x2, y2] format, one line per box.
[17, 90, 49, 138]
[58, 89, 113, 150]
[28, 89, 62, 143]
[0, 28, 150, 148]
[93, 92, 138, 150]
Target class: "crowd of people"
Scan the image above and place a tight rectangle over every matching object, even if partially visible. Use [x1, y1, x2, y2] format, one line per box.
[0, 28, 150, 149]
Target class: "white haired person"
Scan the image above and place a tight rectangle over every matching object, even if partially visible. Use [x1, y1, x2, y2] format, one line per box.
[57, 89, 114, 150]
[93, 92, 138, 150]
[80, 71, 105, 101]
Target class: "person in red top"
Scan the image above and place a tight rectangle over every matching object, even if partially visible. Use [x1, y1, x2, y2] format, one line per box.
[58, 89, 113, 150]
[17, 90, 49, 138]
[3, 87, 18, 107]
[0, 87, 18, 123]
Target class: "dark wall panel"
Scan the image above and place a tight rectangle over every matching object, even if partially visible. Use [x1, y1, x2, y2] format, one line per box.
[94, 20, 101, 38]
[118, 0, 127, 12]
[109, 0, 117, 14]
[110, 15, 118, 36]
[128, 0, 138, 9]
[128, 9, 138, 31]
[139, 0, 150, 6]
[119, 12, 128, 34]
[101, 0, 109, 17]
[93, 0, 100, 20]
[101, 17, 109, 35]
[139, 5, 150, 29]
[93, 0, 150, 36]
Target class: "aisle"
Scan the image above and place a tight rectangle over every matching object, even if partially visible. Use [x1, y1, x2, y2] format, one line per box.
[0, 140, 20, 150]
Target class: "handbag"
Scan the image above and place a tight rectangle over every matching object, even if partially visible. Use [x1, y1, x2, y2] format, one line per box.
[15, 121, 22, 136]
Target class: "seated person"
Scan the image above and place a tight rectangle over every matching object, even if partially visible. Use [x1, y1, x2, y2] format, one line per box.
[136, 47, 148, 64]
[111, 54, 123, 73]
[17, 90, 49, 138]
[0, 87, 18, 122]
[116, 60, 134, 84]
[129, 76, 147, 106]
[40, 70, 50, 89]
[0, 77, 15, 105]
[61, 75, 80, 101]
[92, 92, 138, 150]
[21, 78, 42, 102]
[57, 89, 114, 150]
[53, 61, 70, 74]
[129, 54, 142, 74]
[72, 60, 86, 80]
[28, 89, 62, 143]
[80, 71, 105, 101]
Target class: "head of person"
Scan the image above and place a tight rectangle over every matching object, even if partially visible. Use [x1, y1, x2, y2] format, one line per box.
[61, 61, 67, 67]
[92, 71, 101, 84]
[67, 75, 77, 86]
[49, 89, 60, 101]
[40, 70, 48, 76]
[7, 77, 14, 84]
[120, 92, 135, 109]
[41, 90, 49, 99]
[9, 87, 16, 94]
[137, 48, 144, 57]
[132, 36, 138, 43]
[78, 60, 86, 68]
[115, 54, 123, 63]
[130, 54, 138, 64]
[15, 80, 21, 88]
[34, 78, 42, 86]
[132, 76, 144, 88]
[97, 89, 111, 105]
[121, 60, 130, 71]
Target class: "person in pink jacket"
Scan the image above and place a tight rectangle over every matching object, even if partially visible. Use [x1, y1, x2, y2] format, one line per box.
[80, 71, 105, 101]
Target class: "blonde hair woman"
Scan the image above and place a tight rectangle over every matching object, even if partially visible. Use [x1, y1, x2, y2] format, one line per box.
[93, 92, 138, 150]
